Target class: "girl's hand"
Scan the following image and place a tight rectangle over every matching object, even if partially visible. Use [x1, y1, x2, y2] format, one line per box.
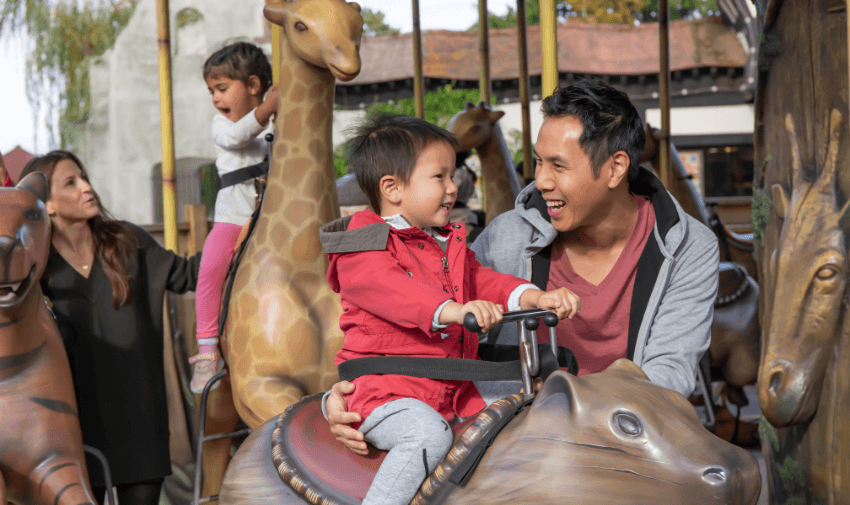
[537, 287, 580, 319]
[456, 300, 504, 334]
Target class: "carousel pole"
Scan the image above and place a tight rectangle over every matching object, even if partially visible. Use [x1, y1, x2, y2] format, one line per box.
[540, 0, 558, 99]
[155, 0, 178, 251]
[412, 0, 425, 119]
[517, 0, 533, 180]
[478, 0, 491, 106]
[658, 0, 672, 189]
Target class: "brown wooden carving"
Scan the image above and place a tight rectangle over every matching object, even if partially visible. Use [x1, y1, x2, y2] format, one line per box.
[447, 102, 523, 225]
[218, 360, 762, 505]
[0, 174, 97, 505]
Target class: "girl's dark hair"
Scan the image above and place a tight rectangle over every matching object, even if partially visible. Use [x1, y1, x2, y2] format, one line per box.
[203, 42, 273, 94]
[20, 151, 140, 309]
[541, 79, 645, 183]
[346, 113, 459, 212]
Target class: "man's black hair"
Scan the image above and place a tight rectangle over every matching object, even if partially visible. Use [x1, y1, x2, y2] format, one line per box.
[541, 79, 645, 182]
[346, 113, 459, 212]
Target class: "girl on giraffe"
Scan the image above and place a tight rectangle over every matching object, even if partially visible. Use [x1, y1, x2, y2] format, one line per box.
[191, 42, 279, 393]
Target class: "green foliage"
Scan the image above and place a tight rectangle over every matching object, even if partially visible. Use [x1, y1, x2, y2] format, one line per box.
[1, 0, 138, 149]
[366, 83, 488, 128]
[176, 7, 202, 29]
[751, 155, 774, 246]
[758, 414, 780, 453]
[361, 8, 399, 37]
[333, 143, 349, 179]
[638, 0, 719, 21]
[199, 164, 219, 220]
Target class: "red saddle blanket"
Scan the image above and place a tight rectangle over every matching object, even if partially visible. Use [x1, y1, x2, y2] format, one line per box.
[272, 394, 475, 504]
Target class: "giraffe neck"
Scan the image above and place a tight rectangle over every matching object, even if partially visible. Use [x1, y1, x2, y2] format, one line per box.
[258, 39, 340, 261]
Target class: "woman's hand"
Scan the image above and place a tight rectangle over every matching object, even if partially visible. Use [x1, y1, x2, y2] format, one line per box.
[326, 381, 369, 455]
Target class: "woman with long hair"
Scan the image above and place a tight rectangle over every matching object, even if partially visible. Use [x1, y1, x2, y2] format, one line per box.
[20, 150, 201, 505]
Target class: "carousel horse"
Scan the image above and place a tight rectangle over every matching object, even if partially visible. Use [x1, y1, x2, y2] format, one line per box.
[447, 102, 523, 225]
[759, 110, 848, 428]
[196, 0, 364, 499]
[217, 359, 761, 505]
[641, 126, 761, 398]
[0, 173, 98, 505]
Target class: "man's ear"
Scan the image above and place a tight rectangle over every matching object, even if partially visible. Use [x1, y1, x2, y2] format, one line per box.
[607, 151, 630, 188]
[379, 175, 402, 205]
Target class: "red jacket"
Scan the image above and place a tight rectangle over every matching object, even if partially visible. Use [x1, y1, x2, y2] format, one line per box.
[320, 210, 527, 424]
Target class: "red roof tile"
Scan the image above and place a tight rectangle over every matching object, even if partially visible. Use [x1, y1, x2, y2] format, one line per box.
[346, 17, 747, 85]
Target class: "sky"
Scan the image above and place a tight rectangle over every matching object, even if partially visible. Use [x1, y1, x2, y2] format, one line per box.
[0, 0, 518, 156]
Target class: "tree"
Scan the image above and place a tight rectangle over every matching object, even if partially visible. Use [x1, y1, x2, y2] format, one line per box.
[0, 0, 139, 149]
[361, 8, 399, 37]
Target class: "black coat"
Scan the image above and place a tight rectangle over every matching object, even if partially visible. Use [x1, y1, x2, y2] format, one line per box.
[42, 223, 200, 486]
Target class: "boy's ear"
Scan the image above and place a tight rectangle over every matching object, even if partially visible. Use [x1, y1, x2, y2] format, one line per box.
[607, 151, 630, 188]
[247, 75, 262, 97]
[379, 175, 402, 205]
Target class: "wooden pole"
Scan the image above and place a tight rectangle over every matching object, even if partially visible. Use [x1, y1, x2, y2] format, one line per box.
[156, 0, 178, 251]
[517, 0, 533, 180]
[540, 0, 558, 99]
[412, 0, 425, 119]
[658, 0, 672, 189]
[478, 0, 491, 106]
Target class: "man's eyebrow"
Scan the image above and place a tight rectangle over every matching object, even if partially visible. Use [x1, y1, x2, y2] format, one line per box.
[534, 150, 566, 163]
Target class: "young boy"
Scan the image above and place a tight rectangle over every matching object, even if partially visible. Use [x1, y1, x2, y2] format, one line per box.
[319, 114, 579, 505]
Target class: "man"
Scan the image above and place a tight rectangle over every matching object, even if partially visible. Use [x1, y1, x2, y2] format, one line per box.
[327, 80, 718, 455]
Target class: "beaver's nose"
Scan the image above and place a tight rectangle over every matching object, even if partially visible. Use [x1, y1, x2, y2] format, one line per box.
[0, 236, 16, 263]
[702, 467, 727, 485]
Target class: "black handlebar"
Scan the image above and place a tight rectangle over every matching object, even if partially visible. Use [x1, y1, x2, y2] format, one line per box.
[463, 309, 559, 333]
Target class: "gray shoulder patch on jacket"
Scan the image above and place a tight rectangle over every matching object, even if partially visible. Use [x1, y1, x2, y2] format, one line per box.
[320, 216, 391, 253]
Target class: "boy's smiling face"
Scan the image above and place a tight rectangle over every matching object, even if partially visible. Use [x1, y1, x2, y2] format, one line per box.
[394, 141, 458, 230]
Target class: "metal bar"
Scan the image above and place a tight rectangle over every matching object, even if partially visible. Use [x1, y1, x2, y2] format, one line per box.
[540, 0, 558, 98]
[516, 0, 534, 180]
[478, 0, 491, 106]
[156, 0, 178, 251]
[202, 428, 251, 442]
[412, 0, 425, 119]
[658, 0, 672, 189]
[516, 322, 534, 399]
[193, 369, 228, 505]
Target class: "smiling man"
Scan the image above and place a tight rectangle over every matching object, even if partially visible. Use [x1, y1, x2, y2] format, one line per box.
[470, 79, 718, 397]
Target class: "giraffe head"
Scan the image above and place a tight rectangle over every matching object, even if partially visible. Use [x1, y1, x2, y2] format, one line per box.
[759, 109, 850, 427]
[264, 0, 363, 81]
[447, 101, 506, 152]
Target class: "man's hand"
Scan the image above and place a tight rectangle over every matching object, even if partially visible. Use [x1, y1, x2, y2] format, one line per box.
[537, 287, 580, 319]
[326, 381, 368, 455]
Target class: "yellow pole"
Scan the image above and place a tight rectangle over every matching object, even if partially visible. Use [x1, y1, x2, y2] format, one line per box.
[266, 0, 281, 84]
[517, 0, 533, 180]
[412, 0, 425, 119]
[540, 0, 558, 99]
[156, 0, 178, 251]
[478, 0, 491, 106]
[658, 0, 671, 189]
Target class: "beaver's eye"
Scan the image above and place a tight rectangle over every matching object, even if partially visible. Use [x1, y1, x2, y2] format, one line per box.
[295, 21, 307, 32]
[24, 208, 41, 221]
[614, 411, 642, 437]
[816, 265, 839, 280]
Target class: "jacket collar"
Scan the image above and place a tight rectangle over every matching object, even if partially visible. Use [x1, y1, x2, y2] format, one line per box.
[320, 210, 456, 254]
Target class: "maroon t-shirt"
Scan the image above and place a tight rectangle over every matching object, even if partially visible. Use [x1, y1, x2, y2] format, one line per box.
[537, 195, 656, 375]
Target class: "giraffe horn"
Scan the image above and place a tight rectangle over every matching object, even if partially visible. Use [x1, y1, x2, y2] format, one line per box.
[785, 113, 807, 195]
[815, 108, 842, 194]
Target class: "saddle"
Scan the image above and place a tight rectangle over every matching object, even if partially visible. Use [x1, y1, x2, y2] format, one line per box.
[716, 262, 753, 307]
[269, 393, 528, 505]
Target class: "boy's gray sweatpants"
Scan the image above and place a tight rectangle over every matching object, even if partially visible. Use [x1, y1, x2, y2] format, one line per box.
[358, 398, 454, 505]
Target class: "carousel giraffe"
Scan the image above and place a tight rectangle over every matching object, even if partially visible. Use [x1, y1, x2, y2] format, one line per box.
[448, 102, 523, 225]
[198, 0, 363, 497]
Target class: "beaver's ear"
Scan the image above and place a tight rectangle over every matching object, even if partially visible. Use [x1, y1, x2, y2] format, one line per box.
[527, 371, 578, 419]
[18, 172, 49, 203]
[599, 359, 649, 381]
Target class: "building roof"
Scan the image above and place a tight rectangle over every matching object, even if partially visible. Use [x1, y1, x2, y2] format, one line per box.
[345, 17, 748, 86]
[2, 146, 34, 183]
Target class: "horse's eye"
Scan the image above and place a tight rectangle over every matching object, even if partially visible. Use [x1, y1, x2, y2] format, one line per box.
[614, 412, 642, 437]
[816, 265, 839, 280]
[295, 21, 308, 32]
[24, 208, 41, 221]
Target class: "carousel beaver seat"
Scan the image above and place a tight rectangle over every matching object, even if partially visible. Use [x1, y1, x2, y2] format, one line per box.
[218, 359, 761, 505]
[0, 173, 98, 505]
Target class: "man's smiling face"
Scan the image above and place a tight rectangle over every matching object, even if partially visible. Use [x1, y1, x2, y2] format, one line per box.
[534, 115, 615, 233]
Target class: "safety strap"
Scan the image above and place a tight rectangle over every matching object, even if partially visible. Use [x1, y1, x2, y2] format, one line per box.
[337, 344, 577, 382]
[220, 158, 269, 189]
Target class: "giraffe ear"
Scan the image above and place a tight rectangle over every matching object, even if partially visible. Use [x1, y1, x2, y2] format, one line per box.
[488, 110, 505, 124]
[348, 2, 361, 13]
[464, 101, 475, 111]
[771, 183, 789, 220]
[264, 2, 293, 26]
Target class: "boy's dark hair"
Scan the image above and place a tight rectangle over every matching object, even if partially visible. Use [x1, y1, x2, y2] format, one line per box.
[203, 42, 273, 94]
[346, 113, 459, 212]
[541, 79, 645, 182]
